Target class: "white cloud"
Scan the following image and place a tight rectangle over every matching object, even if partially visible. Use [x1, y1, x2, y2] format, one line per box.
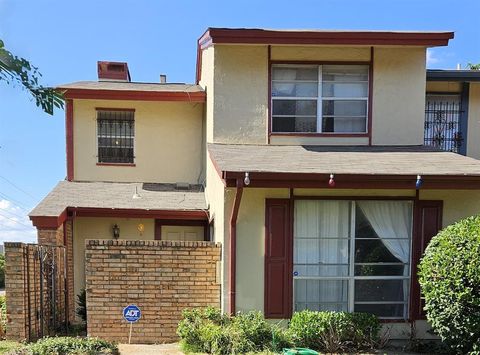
[0, 199, 36, 244]
[427, 49, 440, 67]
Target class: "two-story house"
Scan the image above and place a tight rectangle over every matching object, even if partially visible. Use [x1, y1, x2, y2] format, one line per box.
[28, 28, 480, 341]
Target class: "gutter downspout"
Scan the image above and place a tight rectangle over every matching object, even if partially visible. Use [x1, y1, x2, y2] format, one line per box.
[228, 178, 243, 315]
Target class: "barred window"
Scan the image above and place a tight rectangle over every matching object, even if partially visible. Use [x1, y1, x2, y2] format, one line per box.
[97, 110, 134, 164]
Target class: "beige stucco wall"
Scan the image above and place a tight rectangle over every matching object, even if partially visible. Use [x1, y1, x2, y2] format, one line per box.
[426, 81, 462, 93]
[467, 83, 480, 160]
[201, 45, 427, 146]
[73, 99, 204, 183]
[73, 217, 155, 302]
[371, 47, 426, 145]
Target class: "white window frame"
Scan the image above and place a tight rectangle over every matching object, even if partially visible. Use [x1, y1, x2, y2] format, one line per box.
[292, 200, 413, 320]
[271, 64, 370, 134]
[95, 109, 136, 164]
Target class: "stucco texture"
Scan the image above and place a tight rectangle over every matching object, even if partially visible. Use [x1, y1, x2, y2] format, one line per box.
[73, 100, 204, 184]
[467, 83, 480, 160]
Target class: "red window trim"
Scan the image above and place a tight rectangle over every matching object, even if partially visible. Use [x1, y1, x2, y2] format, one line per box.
[267, 55, 374, 142]
[96, 163, 136, 167]
[267, 194, 429, 320]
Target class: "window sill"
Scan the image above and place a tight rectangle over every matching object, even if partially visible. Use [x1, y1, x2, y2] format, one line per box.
[270, 132, 370, 138]
[96, 163, 136, 167]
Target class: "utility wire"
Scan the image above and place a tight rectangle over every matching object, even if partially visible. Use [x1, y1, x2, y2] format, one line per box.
[0, 204, 29, 221]
[0, 191, 31, 212]
[0, 175, 38, 201]
[0, 211, 32, 229]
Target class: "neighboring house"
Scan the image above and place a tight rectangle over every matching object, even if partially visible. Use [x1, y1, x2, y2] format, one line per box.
[27, 28, 480, 339]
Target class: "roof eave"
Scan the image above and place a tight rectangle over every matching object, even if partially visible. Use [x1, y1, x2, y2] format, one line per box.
[58, 88, 206, 102]
[427, 69, 480, 82]
[221, 171, 480, 189]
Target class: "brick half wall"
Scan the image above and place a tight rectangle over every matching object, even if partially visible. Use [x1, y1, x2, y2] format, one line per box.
[85, 239, 221, 344]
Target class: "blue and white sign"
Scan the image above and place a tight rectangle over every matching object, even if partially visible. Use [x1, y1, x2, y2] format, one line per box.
[123, 304, 141, 323]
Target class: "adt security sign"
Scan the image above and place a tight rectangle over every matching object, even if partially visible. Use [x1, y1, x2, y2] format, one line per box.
[123, 304, 141, 323]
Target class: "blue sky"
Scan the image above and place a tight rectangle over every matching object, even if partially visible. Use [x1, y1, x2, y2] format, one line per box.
[0, 0, 479, 243]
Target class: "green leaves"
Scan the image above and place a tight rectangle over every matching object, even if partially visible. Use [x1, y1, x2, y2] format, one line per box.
[419, 215, 480, 353]
[0, 39, 64, 115]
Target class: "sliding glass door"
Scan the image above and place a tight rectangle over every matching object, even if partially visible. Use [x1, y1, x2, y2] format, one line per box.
[293, 200, 413, 319]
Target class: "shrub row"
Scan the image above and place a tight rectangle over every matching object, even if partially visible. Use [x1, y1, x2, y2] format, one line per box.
[11, 336, 118, 355]
[177, 307, 380, 354]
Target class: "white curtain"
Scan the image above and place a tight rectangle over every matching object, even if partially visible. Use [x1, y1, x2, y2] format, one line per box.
[294, 201, 350, 311]
[357, 201, 412, 266]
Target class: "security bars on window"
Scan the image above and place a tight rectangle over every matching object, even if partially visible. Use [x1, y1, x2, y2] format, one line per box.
[271, 65, 369, 134]
[97, 110, 134, 164]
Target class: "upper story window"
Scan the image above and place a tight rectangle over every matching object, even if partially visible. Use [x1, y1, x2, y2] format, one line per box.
[97, 110, 135, 164]
[271, 64, 369, 134]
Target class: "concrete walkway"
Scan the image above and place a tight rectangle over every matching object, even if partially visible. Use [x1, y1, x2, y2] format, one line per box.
[118, 343, 184, 355]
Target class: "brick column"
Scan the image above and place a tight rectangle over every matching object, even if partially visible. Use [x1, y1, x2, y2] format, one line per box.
[4, 242, 27, 341]
[64, 220, 75, 323]
[37, 225, 64, 246]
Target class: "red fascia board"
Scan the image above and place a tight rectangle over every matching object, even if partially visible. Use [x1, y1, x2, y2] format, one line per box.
[221, 171, 480, 189]
[30, 207, 208, 228]
[201, 28, 454, 48]
[62, 89, 206, 102]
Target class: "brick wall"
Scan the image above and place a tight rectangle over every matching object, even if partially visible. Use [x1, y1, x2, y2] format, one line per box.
[37, 225, 64, 246]
[85, 240, 221, 344]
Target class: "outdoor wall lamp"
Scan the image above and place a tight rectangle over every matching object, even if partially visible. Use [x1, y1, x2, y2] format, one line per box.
[112, 224, 120, 239]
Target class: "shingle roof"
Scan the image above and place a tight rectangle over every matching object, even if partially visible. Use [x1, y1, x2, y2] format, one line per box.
[208, 144, 480, 176]
[30, 181, 207, 217]
[56, 81, 204, 93]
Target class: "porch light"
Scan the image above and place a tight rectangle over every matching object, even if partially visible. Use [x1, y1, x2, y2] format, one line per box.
[328, 174, 336, 188]
[244, 172, 250, 186]
[416, 175, 423, 189]
[112, 224, 120, 239]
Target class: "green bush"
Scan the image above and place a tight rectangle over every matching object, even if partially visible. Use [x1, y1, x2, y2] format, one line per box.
[76, 289, 87, 323]
[418, 215, 480, 354]
[287, 310, 380, 352]
[25, 336, 117, 355]
[0, 295, 6, 338]
[177, 307, 292, 354]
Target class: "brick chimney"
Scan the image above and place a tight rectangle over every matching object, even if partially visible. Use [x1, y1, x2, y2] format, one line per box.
[97, 61, 131, 82]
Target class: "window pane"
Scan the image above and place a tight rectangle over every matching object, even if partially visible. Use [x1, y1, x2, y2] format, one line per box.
[354, 264, 407, 276]
[273, 100, 317, 116]
[322, 100, 367, 116]
[354, 303, 405, 318]
[323, 82, 368, 98]
[355, 239, 409, 264]
[272, 82, 318, 97]
[322, 117, 366, 133]
[294, 264, 349, 277]
[272, 116, 316, 133]
[355, 279, 409, 302]
[272, 66, 318, 81]
[294, 279, 348, 312]
[97, 110, 134, 164]
[322, 65, 369, 82]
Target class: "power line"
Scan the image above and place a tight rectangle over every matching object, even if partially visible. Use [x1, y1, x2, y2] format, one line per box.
[0, 175, 38, 201]
[0, 204, 29, 221]
[0, 211, 32, 229]
[0, 191, 31, 212]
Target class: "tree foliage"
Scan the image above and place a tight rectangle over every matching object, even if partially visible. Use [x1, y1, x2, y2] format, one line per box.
[0, 39, 63, 115]
[467, 62, 480, 70]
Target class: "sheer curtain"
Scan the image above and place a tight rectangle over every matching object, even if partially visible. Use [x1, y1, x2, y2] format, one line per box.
[294, 200, 350, 311]
[357, 201, 412, 267]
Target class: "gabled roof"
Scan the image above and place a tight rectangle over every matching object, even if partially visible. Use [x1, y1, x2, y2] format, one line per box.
[427, 69, 480, 82]
[57, 81, 206, 102]
[199, 28, 454, 49]
[30, 181, 208, 227]
[208, 144, 480, 189]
